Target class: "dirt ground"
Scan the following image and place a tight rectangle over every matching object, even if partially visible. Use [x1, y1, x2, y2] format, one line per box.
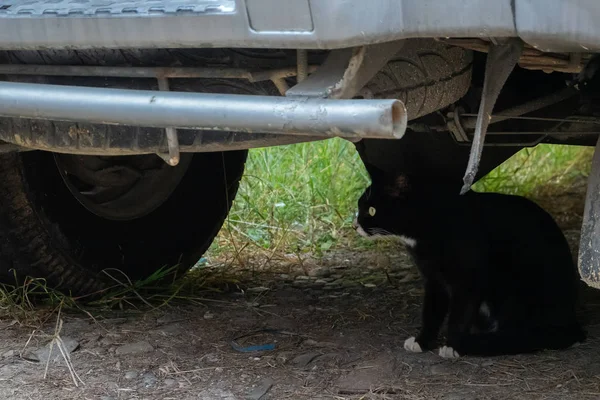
[1, 192, 600, 399]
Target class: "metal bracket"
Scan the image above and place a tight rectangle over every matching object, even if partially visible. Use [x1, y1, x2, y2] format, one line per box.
[447, 107, 471, 143]
[460, 38, 524, 194]
[156, 77, 180, 166]
[286, 40, 405, 100]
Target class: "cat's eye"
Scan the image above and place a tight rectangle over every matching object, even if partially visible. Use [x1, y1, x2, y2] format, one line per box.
[368, 207, 376, 216]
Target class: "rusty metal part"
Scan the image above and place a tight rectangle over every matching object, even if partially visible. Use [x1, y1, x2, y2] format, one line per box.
[579, 136, 600, 289]
[441, 38, 590, 74]
[296, 49, 308, 83]
[447, 106, 470, 142]
[0, 63, 318, 98]
[461, 38, 524, 195]
[0, 64, 316, 82]
[271, 78, 289, 95]
[286, 40, 405, 99]
[0, 119, 327, 155]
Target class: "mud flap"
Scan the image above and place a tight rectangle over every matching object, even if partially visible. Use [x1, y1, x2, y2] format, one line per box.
[579, 136, 600, 289]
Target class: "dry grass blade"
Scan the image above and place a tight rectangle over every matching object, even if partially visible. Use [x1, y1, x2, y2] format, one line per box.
[43, 303, 84, 386]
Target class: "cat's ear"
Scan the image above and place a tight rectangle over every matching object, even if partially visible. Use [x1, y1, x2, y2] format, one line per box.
[385, 174, 411, 197]
[364, 162, 386, 184]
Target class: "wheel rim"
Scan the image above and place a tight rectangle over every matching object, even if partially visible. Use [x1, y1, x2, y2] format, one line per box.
[54, 153, 193, 221]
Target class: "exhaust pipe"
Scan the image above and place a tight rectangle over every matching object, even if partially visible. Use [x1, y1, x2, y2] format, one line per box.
[0, 81, 406, 141]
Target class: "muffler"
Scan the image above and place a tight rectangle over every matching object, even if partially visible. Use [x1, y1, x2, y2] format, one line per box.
[0, 81, 406, 144]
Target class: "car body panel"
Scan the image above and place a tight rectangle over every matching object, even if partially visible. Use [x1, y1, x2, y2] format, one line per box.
[0, 0, 597, 51]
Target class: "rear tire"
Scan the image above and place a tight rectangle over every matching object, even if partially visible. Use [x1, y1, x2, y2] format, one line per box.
[0, 150, 246, 295]
[0, 47, 281, 295]
[359, 40, 522, 188]
[367, 39, 473, 120]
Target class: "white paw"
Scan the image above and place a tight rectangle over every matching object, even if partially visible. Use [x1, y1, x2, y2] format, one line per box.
[403, 336, 422, 353]
[438, 345, 460, 359]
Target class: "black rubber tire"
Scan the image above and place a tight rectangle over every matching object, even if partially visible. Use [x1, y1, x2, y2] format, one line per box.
[366, 39, 473, 120]
[0, 48, 279, 295]
[0, 150, 247, 295]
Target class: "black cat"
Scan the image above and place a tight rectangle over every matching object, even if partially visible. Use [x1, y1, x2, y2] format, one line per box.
[354, 167, 585, 357]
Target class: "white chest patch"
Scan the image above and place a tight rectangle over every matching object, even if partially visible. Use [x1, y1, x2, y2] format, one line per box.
[355, 223, 417, 248]
[355, 225, 369, 238]
[399, 235, 417, 248]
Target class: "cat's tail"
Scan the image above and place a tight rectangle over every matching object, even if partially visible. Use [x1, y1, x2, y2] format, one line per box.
[452, 323, 586, 357]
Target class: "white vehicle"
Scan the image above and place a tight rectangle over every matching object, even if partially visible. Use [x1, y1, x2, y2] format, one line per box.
[1, 0, 599, 294]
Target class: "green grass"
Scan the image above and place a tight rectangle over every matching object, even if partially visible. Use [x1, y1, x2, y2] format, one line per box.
[210, 140, 594, 260]
[210, 138, 370, 257]
[473, 144, 593, 197]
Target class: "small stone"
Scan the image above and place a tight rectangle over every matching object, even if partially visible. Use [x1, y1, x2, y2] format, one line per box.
[203, 352, 220, 363]
[99, 337, 115, 346]
[214, 367, 224, 373]
[203, 311, 214, 320]
[141, 372, 157, 388]
[247, 286, 270, 293]
[314, 279, 328, 285]
[398, 273, 419, 283]
[245, 377, 274, 400]
[375, 254, 391, 269]
[308, 267, 331, 278]
[34, 337, 80, 363]
[363, 283, 377, 288]
[156, 314, 183, 325]
[163, 378, 177, 387]
[115, 341, 154, 356]
[102, 317, 128, 325]
[2, 350, 16, 358]
[124, 370, 138, 380]
[279, 274, 290, 280]
[295, 275, 310, 281]
[289, 352, 321, 368]
[430, 364, 452, 375]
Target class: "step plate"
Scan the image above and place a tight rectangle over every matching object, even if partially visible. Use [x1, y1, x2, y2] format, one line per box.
[0, 0, 235, 16]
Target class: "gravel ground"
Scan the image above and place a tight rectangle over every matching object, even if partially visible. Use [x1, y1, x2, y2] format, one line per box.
[1, 228, 600, 400]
